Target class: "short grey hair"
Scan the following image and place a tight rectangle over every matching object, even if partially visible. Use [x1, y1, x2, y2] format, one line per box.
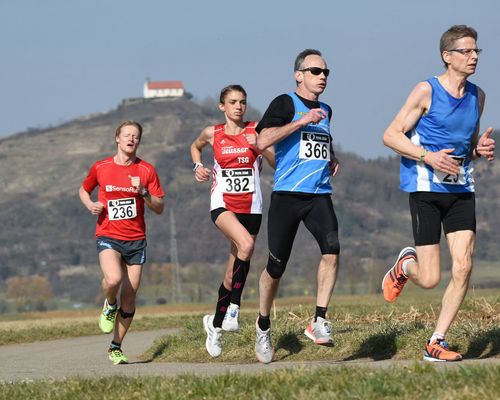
[294, 49, 323, 71]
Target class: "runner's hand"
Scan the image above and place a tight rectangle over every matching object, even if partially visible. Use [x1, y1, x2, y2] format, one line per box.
[88, 201, 104, 215]
[128, 175, 143, 192]
[195, 166, 211, 182]
[299, 108, 327, 126]
[244, 133, 258, 147]
[330, 156, 340, 176]
[476, 127, 495, 161]
[424, 148, 460, 175]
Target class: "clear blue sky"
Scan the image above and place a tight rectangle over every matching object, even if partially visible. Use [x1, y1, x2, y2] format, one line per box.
[1, 0, 498, 158]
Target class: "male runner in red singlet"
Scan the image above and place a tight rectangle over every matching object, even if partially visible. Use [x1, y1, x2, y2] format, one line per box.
[79, 120, 164, 364]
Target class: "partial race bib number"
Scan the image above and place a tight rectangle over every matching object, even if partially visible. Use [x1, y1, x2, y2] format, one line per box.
[221, 168, 254, 193]
[299, 131, 330, 161]
[432, 157, 466, 185]
[108, 198, 137, 220]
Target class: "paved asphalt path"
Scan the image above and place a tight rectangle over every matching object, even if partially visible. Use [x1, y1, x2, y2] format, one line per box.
[0, 329, 498, 382]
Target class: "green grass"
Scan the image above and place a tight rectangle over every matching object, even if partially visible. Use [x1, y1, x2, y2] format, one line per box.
[1, 291, 498, 363]
[0, 301, 213, 345]
[1, 364, 499, 400]
[145, 291, 499, 363]
[0, 314, 187, 346]
[0, 291, 498, 399]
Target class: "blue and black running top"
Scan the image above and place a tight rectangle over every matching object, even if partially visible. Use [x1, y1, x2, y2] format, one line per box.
[400, 77, 479, 193]
[273, 92, 333, 194]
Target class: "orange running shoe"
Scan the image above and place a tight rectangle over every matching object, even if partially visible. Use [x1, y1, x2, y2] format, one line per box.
[423, 339, 462, 362]
[382, 247, 416, 302]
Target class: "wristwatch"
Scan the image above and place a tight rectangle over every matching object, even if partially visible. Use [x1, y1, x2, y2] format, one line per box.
[140, 188, 150, 198]
[193, 162, 203, 172]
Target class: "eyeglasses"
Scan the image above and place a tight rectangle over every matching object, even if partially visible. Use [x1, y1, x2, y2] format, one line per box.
[447, 48, 483, 57]
[299, 67, 330, 77]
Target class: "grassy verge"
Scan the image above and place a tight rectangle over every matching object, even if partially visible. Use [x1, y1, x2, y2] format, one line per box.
[0, 303, 209, 346]
[1, 364, 499, 400]
[145, 291, 499, 363]
[0, 291, 498, 399]
[0, 291, 498, 363]
[0, 296, 329, 345]
[0, 314, 188, 346]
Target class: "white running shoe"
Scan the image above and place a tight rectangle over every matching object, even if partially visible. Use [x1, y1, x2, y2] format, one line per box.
[304, 316, 334, 346]
[203, 314, 222, 357]
[222, 303, 240, 332]
[255, 319, 274, 364]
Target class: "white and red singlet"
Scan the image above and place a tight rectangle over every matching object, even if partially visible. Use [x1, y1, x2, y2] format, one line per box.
[210, 122, 263, 214]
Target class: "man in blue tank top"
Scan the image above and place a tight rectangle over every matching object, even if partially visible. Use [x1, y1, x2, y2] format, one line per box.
[250, 49, 341, 364]
[382, 25, 495, 362]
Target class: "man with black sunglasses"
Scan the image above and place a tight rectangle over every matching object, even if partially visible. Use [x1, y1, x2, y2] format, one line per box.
[249, 49, 340, 363]
[382, 25, 495, 362]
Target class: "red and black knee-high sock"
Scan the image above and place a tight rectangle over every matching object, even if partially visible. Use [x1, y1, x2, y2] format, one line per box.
[230, 257, 250, 306]
[212, 283, 231, 328]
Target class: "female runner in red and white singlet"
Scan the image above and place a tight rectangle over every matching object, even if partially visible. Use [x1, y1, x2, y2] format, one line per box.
[190, 85, 274, 358]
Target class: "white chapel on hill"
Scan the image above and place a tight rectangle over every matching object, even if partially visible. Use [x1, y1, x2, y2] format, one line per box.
[143, 80, 184, 98]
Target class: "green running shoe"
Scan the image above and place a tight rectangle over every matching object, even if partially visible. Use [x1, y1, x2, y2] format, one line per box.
[108, 348, 128, 365]
[99, 300, 117, 334]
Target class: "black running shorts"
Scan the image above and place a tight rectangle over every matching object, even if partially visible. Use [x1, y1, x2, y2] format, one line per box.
[210, 208, 262, 235]
[409, 192, 476, 246]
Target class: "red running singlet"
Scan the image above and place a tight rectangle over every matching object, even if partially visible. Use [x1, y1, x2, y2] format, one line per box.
[82, 156, 164, 240]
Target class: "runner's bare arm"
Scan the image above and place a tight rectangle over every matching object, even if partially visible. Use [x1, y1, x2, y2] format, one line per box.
[383, 82, 459, 175]
[329, 144, 339, 177]
[262, 146, 276, 169]
[472, 88, 495, 161]
[78, 186, 104, 215]
[256, 108, 327, 151]
[143, 194, 164, 215]
[190, 126, 213, 182]
[244, 132, 276, 169]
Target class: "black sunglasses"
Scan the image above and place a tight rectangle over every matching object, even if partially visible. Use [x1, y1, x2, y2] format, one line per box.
[299, 67, 330, 77]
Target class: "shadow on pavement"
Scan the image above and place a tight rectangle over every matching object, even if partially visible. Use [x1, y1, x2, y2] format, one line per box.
[127, 359, 153, 365]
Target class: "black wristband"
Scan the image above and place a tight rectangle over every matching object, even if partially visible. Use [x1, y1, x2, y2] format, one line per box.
[474, 147, 482, 158]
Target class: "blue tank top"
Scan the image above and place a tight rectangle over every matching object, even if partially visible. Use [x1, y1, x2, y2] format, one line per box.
[400, 77, 479, 193]
[273, 93, 333, 194]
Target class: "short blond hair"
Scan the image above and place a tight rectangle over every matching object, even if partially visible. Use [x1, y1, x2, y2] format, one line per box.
[115, 120, 143, 140]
